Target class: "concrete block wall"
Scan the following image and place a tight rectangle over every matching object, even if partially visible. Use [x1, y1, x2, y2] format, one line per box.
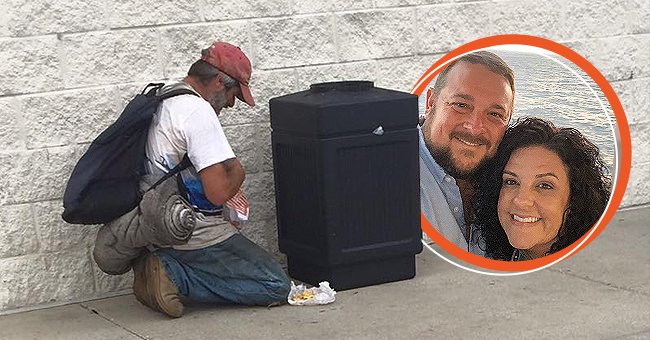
[0, 0, 648, 314]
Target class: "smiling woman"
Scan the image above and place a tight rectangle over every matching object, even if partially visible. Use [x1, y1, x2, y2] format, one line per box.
[473, 117, 612, 261]
[498, 146, 571, 259]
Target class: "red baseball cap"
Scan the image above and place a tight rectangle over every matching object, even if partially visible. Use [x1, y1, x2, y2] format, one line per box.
[201, 41, 255, 107]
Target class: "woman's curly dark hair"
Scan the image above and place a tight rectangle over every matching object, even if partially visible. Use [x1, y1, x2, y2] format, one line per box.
[473, 117, 612, 260]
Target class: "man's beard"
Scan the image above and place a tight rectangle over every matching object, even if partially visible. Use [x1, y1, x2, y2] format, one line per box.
[424, 142, 486, 180]
[207, 91, 228, 115]
[422, 116, 489, 180]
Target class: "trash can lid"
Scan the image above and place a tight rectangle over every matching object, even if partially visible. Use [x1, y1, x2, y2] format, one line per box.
[270, 81, 418, 137]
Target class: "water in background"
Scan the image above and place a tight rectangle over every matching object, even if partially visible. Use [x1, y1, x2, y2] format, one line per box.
[418, 49, 616, 174]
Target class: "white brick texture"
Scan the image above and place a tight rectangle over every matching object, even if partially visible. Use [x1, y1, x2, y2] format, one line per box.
[565, 35, 650, 82]
[611, 78, 650, 126]
[335, 9, 417, 62]
[33, 201, 94, 253]
[0, 98, 23, 150]
[252, 15, 337, 69]
[0, 147, 80, 205]
[293, 0, 374, 14]
[0, 0, 648, 314]
[160, 23, 250, 80]
[0, 250, 94, 311]
[202, 0, 292, 21]
[109, 0, 201, 28]
[22, 88, 120, 148]
[0, 36, 63, 96]
[3, 0, 107, 37]
[0, 205, 39, 258]
[60, 30, 161, 88]
[621, 160, 650, 208]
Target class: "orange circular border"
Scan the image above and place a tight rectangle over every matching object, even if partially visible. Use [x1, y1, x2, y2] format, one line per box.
[412, 34, 631, 272]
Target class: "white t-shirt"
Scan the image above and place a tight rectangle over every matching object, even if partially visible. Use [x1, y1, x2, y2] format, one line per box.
[145, 83, 238, 250]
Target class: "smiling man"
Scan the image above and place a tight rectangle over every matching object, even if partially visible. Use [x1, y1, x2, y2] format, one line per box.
[420, 51, 515, 255]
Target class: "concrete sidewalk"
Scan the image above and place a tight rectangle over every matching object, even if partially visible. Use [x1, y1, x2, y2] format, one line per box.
[1, 207, 648, 340]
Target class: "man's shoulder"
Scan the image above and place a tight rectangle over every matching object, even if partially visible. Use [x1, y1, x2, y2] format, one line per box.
[159, 90, 213, 119]
[157, 82, 199, 97]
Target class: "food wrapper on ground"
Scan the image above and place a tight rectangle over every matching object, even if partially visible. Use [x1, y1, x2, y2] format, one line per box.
[287, 281, 336, 306]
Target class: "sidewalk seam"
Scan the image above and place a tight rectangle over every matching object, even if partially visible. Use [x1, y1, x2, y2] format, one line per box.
[607, 327, 650, 340]
[547, 268, 650, 297]
[78, 303, 148, 340]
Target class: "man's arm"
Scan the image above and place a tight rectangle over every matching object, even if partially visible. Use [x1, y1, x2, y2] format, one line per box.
[199, 158, 245, 205]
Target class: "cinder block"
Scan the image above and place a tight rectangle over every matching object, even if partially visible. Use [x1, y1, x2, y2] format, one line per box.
[559, 0, 650, 38]
[416, 2, 499, 54]
[0, 255, 49, 311]
[0, 7, 8, 37]
[4, 0, 106, 37]
[293, 0, 373, 14]
[630, 123, 650, 165]
[0, 204, 39, 258]
[611, 78, 650, 126]
[60, 30, 161, 88]
[109, 0, 201, 28]
[418, 1, 649, 55]
[257, 134, 273, 173]
[0, 36, 63, 96]
[621, 160, 650, 208]
[0, 97, 24, 150]
[222, 123, 272, 174]
[42, 250, 96, 305]
[34, 201, 94, 253]
[242, 171, 276, 222]
[565, 35, 650, 82]
[375, 0, 444, 7]
[22, 88, 119, 148]
[252, 16, 337, 69]
[223, 123, 264, 154]
[375, 54, 441, 93]
[335, 9, 416, 61]
[202, 0, 292, 20]
[0, 147, 81, 205]
[0, 250, 94, 311]
[488, 0, 649, 42]
[234, 148, 264, 175]
[159, 23, 250, 80]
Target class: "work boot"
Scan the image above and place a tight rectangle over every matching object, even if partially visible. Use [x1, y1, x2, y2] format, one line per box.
[132, 254, 153, 309]
[132, 253, 184, 318]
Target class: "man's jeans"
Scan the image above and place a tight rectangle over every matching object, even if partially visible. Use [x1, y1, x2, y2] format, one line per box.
[155, 233, 291, 306]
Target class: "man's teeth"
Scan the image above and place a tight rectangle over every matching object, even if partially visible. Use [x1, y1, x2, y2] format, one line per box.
[513, 214, 540, 223]
[456, 137, 480, 146]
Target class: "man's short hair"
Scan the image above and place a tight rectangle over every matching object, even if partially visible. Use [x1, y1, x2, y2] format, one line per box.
[188, 59, 238, 88]
[432, 50, 515, 98]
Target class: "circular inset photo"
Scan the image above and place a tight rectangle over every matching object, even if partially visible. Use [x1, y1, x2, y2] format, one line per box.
[412, 35, 631, 275]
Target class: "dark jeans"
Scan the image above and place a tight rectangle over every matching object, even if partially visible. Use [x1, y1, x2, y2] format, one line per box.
[156, 233, 290, 306]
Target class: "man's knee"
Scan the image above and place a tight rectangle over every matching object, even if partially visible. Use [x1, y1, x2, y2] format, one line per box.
[264, 268, 291, 303]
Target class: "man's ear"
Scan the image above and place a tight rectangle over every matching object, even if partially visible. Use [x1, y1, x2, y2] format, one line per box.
[424, 88, 435, 119]
[211, 74, 226, 91]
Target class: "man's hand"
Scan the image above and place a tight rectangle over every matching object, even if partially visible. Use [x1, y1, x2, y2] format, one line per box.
[198, 158, 245, 205]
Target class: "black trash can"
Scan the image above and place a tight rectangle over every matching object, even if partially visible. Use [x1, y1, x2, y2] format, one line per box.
[269, 81, 422, 291]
